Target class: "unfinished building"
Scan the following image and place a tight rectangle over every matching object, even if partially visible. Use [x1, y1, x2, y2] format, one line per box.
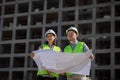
[0, 0, 120, 80]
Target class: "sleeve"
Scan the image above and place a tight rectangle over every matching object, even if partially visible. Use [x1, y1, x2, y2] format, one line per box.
[38, 45, 43, 50]
[83, 43, 89, 52]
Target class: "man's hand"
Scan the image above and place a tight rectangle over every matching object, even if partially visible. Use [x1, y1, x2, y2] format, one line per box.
[89, 54, 94, 61]
[60, 73, 66, 75]
[47, 70, 52, 74]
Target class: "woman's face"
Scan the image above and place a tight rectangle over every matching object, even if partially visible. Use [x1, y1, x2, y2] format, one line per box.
[46, 33, 56, 43]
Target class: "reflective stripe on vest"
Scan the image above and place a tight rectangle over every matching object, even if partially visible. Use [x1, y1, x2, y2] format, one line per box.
[37, 44, 61, 78]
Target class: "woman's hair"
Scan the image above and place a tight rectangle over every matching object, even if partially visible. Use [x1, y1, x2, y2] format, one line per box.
[45, 39, 56, 45]
[45, 33, 57, 45]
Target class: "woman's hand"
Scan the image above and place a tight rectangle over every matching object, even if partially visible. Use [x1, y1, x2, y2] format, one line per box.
[29, 52, 35, 58]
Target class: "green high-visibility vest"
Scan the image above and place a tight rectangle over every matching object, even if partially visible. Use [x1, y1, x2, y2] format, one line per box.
[64, 42, 84, 53]
[37, 44, 61, 78]
[64, 42, 84, 76]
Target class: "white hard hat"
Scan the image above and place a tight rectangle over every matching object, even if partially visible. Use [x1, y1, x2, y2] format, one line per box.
[45, 29, 57, 37]
[66, 26, 79, 35]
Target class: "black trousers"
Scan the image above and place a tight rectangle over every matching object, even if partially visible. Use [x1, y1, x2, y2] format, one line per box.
[36, 75, 56, 80]
[58, 74, 67, 80]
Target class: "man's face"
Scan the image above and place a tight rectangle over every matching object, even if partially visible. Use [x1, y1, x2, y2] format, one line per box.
[67, 31, 78, 41]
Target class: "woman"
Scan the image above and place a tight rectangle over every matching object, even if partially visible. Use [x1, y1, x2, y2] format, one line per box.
[30, 29, 61, 80]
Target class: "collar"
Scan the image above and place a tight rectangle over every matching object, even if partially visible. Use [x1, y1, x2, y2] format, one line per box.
[70, 40, 78, 49]
[48, 44, 54, 49]
[70, 40, 78, 45]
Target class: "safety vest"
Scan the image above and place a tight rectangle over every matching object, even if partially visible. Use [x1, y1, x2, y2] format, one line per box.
[64, 42, 84, 53]
[64, 42, 84, 76]
[37, 44, 61, 78]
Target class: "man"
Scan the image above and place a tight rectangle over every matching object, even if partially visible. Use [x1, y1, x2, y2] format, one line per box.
[63, 26, 94, 80]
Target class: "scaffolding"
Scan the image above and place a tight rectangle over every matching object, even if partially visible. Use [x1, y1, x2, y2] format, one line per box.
[0, 0, 120, 80]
